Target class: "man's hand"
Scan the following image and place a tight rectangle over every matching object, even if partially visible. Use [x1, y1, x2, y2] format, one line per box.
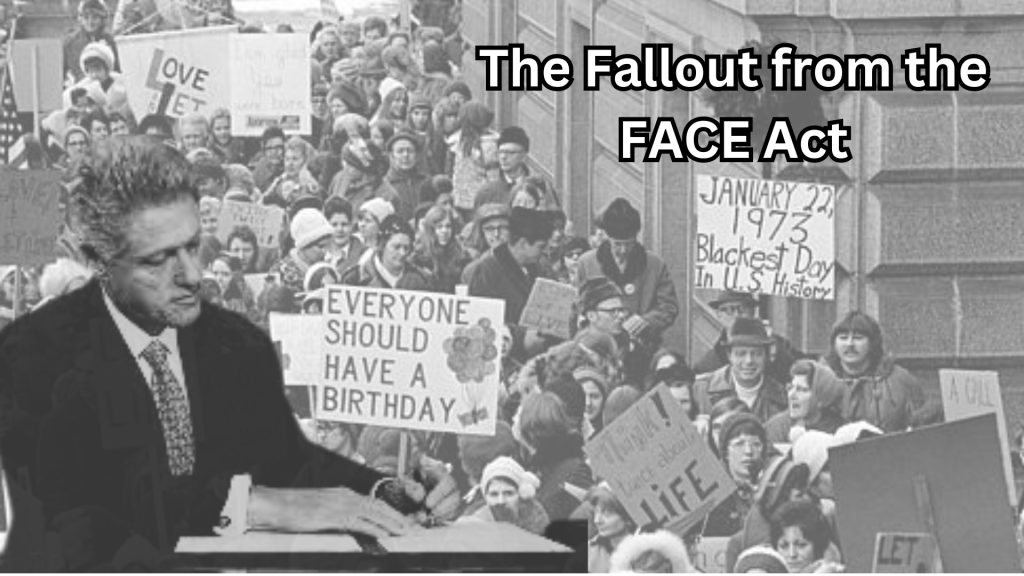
[393, 456, 462, 525]
[249, 485, 419, 539]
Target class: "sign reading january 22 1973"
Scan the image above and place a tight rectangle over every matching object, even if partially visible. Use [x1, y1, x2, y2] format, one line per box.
[695, 175, 836, 301]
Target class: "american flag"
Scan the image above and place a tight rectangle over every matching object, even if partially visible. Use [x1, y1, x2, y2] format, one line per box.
[0, 65, 26, 169]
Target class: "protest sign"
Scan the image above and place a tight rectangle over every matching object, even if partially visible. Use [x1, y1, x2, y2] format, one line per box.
[0, 170, 62, 266]
[229, 34, 312, 136]
[519, 278, 576, 339]
[10, 39, 62, 113]
[585, 385, 736, 536]
[268, 313, 321, 386]
[216, 200, 286, 249]
[692, 536, 728, 573]
[318, 285, 505, 435]
[831, 414, 1019, 573]
[117, 26, 233, 118]
[695, 175, 835, 300]
[872, 532, 940, 573]
[939, 369, 1014, 507]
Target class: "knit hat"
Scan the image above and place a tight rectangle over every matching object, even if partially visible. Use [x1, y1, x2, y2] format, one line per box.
[63, 125, 90, 148]
[497, 126, 530, 152]
[444, 80, 472, 102]
[481, 456, 540, 500]
[378, 76, 405, 101]
[718, 412, 767, 456]
[832, 421, 883, 447]
[475, 202, 509, 226]
[78, 0, 108, 14]
[791, 430, 835, 483]
[289, 194, 323, 219]
[509, 206, 554, 242]
[710, 290, 759, 310]
[458, 421, 518, 481]
[573, 367, 607, 399]
[358, 197, 395, 224]
[734, 545, 789, 573]
[358, 57, 387, 78]
[408, 93, 432, 113]
[726, 316, 773, 348]
[79, 41, 114, 72]
[599, 198, 641, 240]
[603, 386, 642, 426]
[578, 277, 623, 313]
[289, 208, 334, 251]
[385, 129, 422, 152]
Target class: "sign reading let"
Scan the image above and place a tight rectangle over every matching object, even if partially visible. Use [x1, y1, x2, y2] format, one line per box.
[319, 286, 504, 435]
[585, 385, 736, 535]
[695, 175, 836, 301]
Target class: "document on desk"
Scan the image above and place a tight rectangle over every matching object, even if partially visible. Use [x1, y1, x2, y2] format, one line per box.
[176, 532, 362, 554]
[379, 522, 571, 553]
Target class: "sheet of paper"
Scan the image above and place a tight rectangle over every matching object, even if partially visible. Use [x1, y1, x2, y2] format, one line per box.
[176, 532, 361, 554]
[379, 522, 570, 553]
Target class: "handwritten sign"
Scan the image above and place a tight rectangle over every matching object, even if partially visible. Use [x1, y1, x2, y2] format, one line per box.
[585, 385, 736, 536]
[692, 537, 729, 573]
[695, 175, 835, 300]
[228, 34, 312, 137]
[319, 285, 504, 435]
[519, 278, 576, 339]
[0, 170, 62, 266]
[268, 313, 321, 386]
[117, 27, 233, 118]
[10, 39, 63, 113]
[216, 200, 285, 249]
[872, 532, 940, 573]
[939, 369, 1014, 507]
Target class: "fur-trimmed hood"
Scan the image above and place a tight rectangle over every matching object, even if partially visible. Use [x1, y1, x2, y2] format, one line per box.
[608, 530, 694, 573]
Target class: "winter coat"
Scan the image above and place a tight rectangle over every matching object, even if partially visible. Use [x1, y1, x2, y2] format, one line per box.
[411, 243, 472, 294]
[693, 365, 788, 424]
[608, 530, 694, 573]
[462, 498, 551, 535]
[449, 130, 498, 210]
[576, 242, 679, 345]
[695, 330, 805, 386]
[765, 362, 846, 444]
[328, 147, 387, 209]
[376, 166, 429, 223]
[463, 244, 542, 362]
[527, 434, 594, 522]
[340, 255, 436, 292]
[825, 355, 941, 433]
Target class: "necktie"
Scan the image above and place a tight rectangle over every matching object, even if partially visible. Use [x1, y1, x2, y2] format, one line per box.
[140, 340, 195, 476]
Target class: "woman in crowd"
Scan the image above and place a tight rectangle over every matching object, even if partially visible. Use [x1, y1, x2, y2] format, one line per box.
[707, 396, 751, 458]
[353, 197, 394, 268]
[551, 236, 589, 286]
[648, 363, 697, 420]
[411, 204, 469, 293]
[449, 101, 498, 217]
[373, 77, 410, 125]
[703, 412, 769, 537]
[576, 367, 608, 440]
[327, 115, 387, 208]
[197, 196, 222, 269]
[322, 196, 364, 277]
[209, 254, 259, 323]
[770, 500, 842, 573]
[226, 225, 266, 275]
[430, 97, 460, 174]
[587, 483, 637, 573]
[264, 136, 320, 206]
[341, 214, 435, 291]
[766, 360, 846, 444]
[418, 43, 454, 105]
[60, 126, 91, 171]
[209, 108, 247, 165]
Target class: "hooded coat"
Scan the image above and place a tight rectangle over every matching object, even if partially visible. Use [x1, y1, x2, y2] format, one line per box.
[826, 355, 940, 433]
[765, 363, 846, 444]
[607, 530, 694, 573]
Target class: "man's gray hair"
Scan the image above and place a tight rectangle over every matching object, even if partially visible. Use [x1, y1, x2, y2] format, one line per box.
[68, 136, 199, 263]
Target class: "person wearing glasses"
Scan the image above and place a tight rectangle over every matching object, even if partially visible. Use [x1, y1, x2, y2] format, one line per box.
[703, 412, 770, 537]
[693, 317, 788, 424]
[250, 126, 287, 193]
[473, 126, 534, 209]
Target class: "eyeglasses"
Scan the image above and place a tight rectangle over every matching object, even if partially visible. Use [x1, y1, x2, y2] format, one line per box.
[482, 224, 509, 234]
[728, 438, 764, 452]
[596, 306, 628, 316]
[497, 147, 525, 156]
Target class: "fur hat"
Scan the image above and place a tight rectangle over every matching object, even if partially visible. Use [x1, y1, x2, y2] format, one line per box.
[79, 41, 114, 72]
[578, 277, 623, 313]
[718, 411, 767, 456]
[358, 197, 395, 224]
[734, 545, 789, 573]
[497, 125, 530, 152]
[608, 530, 694, 573]
[573, 367, 608, 398]
[444, 80, 472, 101]
[481, 456, 540, 500]
[726, 317, 773, 348]
[289, 208, 334, 251]
[408, 93, 432, 113]
[599, 198, 641, 240]
[385, 129, 422, 153]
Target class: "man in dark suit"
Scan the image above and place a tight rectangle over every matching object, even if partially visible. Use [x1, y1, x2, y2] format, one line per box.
[0, 137, 458, 570]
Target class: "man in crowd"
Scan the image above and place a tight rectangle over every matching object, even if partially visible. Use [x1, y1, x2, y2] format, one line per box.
[250, 126, 287, 193]
[693, 317, 787, 423]
[462, 456, 549, 535]
[63, 0, 120, 84]
[0, 138, 459, 570]
[576, 198, 679, 351]
[474, 126, 532, 209]
[694, 290, 804, 384]
[376, 131, 429, 223]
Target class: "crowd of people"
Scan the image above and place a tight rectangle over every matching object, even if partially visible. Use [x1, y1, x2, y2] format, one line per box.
[0, 0, 1021, 573]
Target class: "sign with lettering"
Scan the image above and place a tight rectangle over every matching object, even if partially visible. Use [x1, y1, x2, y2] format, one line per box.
[872, 532, 940, 573]
[117, 26, 233, 118]
[216, 200, 286, 249]
[939, 369, 1014, 507]
[695, 175, 836, 300]
[229, 34, 312, 136]
[519, 278, 576, 340]
[0, 170, 62, 266]
[318, 285, 505, 435]
[692, 536, 729, 573]
[585, 385, 737, 536]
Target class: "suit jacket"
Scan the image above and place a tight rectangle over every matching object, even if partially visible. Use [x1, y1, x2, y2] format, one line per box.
[692, 365, 788, 424]
[0, 280, 383, 561]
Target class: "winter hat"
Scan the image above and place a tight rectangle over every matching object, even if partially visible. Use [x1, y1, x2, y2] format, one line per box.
[358, 197, 395, 224]
[78, 0, 108, 15]
[63, 125, 90, 149]
[608, 530, 694, 573]
[475, 202, 509, 226]
[603, 386, 642, 426]
[331, 82, 369, 117]
[481, 456, 540, 500]
[458, 421, 518, 481]
[791, 430, 835, 483]
[710, 290, 759, 310]
[288, 194, 323, 219]
[333, 112, 370, 140]
[358, 57, 387, 78]
[734, 545, 789, 573]
[79, 42, 114, 72]
[408, 93, 432, 113]
[718, 412, 768, 456]
[378, 77, 405, 101]
[599, 198, 641, 240]
[497, 126, 530, 152]
[303, 262, 339, 293]
[803, 361, 845, 422]
[289, 208, 334, 251]
[573, 367, 608, 399]
[444, 80, 472, 102]
[385, 129, 422, 153]
[578, 276, 623, 313]
[726, 316, 773, 348]
[832, 421, 883, 447]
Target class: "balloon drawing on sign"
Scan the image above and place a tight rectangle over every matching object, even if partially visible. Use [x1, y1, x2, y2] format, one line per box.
[444, 318, 498, 427]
